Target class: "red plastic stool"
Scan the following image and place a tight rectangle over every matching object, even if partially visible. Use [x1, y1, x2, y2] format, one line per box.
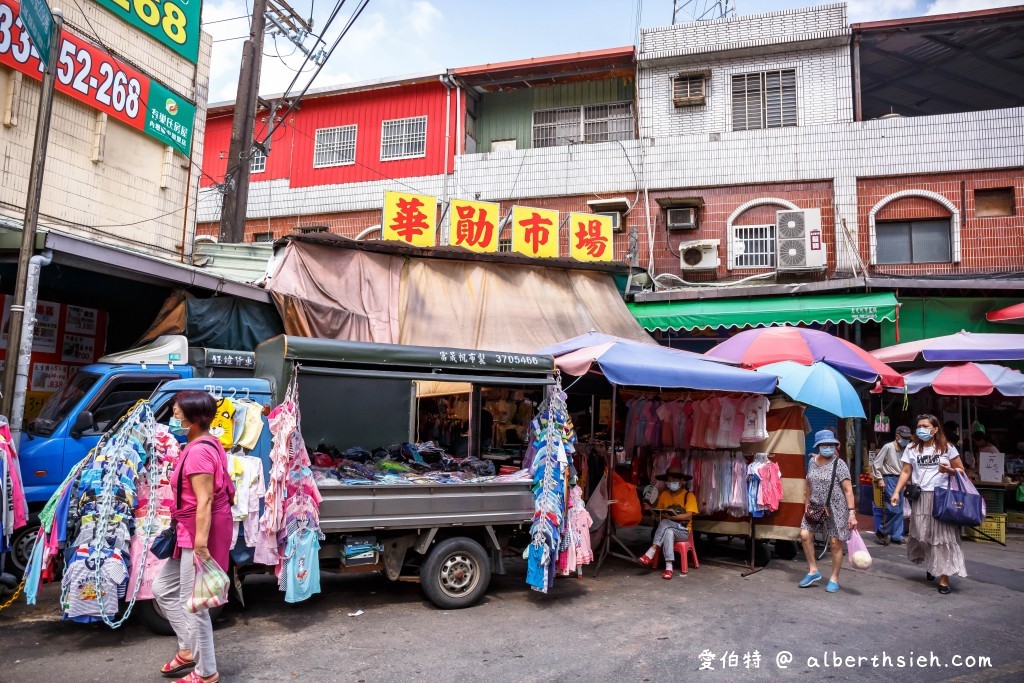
[645, 540, 699, 574]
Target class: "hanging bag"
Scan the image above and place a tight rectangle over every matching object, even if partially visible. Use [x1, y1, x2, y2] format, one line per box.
[846, 531, 872, 570]
[149, 449, 189, 560]
[932, 470, 985, 527]
[186, 554, 230, 613]
[803, 458, 838, 526]
[609, 471, 642, 528]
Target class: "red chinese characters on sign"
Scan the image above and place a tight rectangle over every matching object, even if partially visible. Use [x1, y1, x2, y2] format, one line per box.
[569, 212, 614, 262]
[382, 191, 436, 246]
[512, 206, 559, 258]
[451, 199, 499, 252]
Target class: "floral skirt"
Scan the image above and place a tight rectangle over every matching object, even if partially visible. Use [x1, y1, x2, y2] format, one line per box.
[907, 491, 967, 578]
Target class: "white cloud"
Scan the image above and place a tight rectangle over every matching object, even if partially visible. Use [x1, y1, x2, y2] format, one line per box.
[925, 0, 1022, 14]
[845, 0, 918, 23]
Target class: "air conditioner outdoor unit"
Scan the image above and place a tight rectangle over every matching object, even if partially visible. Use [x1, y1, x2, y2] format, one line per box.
[679, 239, 720, 270]
[667, 207, 697, 231]
[596, 211, 623, 232]
[775, 208, 826, 271]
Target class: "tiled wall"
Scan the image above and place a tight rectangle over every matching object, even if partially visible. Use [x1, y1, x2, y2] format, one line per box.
[858, 170, 1024, 276]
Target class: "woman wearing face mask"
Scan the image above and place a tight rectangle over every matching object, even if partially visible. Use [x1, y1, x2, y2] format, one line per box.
[798, 429, 857, 593]
[891, 414, 966, 595]
[638, 463, 699, 580]
[153, 391, 234, 682]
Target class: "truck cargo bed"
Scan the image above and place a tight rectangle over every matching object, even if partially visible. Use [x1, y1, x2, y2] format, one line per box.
[316, 481, 534, 533]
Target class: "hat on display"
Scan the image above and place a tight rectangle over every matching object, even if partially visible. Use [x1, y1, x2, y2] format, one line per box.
[812, 429, 840, 448]
[656, 456, 693, 482]
[895, 425, 912, 438]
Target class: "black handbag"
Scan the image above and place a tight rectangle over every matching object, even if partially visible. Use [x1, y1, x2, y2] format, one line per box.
[904, 483, 922, 502]
[149, 449, 190, 560]
[804, 458, 839, 526]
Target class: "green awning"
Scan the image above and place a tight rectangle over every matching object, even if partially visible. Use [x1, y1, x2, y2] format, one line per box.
[628, 292, 898, 331]
[880, 296, 1021, 346]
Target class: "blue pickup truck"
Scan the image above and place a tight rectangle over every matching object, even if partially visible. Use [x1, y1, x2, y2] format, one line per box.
[7, 336, 254, 571]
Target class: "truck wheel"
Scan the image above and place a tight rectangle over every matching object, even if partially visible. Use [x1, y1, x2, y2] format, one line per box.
[420, 537, 491, 610]
[8, 521, 40, 576]
[774, 540, 798, 561]
[138, 598, 224, 636]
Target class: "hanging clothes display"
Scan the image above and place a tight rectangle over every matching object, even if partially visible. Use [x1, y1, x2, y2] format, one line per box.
[526, 381, 576, 594]
[0, 417, 28, 554]
[256, 372, 322, 603]
[557, 485, 594, 577]
[746, 453, 784, 518]
[125, 426, 180, 600]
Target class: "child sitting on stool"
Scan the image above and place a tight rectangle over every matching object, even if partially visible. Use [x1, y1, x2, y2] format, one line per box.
[638, 462, 699, 580]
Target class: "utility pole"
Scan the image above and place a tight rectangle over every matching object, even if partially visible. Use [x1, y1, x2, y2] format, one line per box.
[1, 7, 64, 417]
[218, 0, 270, 243]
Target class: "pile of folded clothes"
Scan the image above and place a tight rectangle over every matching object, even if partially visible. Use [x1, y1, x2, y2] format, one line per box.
[310, 441, 519, 487]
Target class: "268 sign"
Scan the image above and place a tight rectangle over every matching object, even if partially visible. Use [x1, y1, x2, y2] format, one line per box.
[0, 0, 195, 155]
[95, 0, 201, 64]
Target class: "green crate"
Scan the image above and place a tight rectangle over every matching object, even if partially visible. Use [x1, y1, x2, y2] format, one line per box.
[979, 487, 1005, 515]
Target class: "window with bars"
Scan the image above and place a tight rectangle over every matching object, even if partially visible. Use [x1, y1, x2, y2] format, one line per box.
[875, 220, 952, 265]
[297, 226, 329, 234]
[498, 237, 513, 253]
[314, 125, 357, 168]
[380, 116, 428, 160]
[731, 224, 776, 268]
[250, 147, 266, 173]
[731, 69, 797, 131]
[531, 101, 634, 148]
[253, 232, 273, 243]
[673, 74, 707, 106]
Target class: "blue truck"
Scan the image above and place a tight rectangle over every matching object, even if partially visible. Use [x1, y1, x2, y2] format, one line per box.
[7, 336, 255, 572]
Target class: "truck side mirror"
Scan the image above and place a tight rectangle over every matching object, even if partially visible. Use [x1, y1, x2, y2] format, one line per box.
[70, 411, 94, 438]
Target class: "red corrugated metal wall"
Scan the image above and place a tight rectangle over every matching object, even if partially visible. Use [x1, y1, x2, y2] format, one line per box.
[200, 80, 453, 189]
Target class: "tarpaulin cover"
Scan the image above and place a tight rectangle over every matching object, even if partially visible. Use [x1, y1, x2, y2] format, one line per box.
[266, 243, 402, 343]
[138, 290, 284, 351]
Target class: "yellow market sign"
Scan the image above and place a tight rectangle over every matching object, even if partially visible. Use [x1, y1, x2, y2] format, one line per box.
[511, 206, 559, 258]
[382, 190, 437, 247]
[569, 212, 613, 262]
[450, 198, 500, 253]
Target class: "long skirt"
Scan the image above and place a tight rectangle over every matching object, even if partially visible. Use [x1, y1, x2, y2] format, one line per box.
[907, 491, 967, 578]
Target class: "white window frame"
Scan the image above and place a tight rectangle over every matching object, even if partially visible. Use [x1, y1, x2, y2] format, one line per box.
[730, 224, 776, 269]
[313, 124, 358, 168]
[730, 68, 798, 132]
[250, 146, 266, 174]
[380, 115, 428, 161]
[531, 101, 635, 148]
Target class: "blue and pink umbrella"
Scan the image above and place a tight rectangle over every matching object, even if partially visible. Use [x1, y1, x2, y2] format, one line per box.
[872, 331, 1024, 363]
[880, 362, 1024, 397]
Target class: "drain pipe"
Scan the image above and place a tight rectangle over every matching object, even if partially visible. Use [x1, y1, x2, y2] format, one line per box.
[8, 249, 53, 441]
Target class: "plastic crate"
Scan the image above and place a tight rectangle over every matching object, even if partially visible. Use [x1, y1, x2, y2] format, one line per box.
[1006, 511, 1024, 530]
[978, 487, 1005, 515]
[964, 513, 1006, 544]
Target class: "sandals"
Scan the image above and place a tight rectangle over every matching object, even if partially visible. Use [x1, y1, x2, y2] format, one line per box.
[162, 653, 195, 677]
[178, 671, 220, 683]
[638, 554, 654, 569]
[662, 569, 673, 580]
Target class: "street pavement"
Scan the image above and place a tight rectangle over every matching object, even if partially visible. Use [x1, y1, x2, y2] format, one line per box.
[1, 528, 1022, 682]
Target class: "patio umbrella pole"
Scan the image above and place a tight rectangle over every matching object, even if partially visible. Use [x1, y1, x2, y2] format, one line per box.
[593, 384, 617, 577]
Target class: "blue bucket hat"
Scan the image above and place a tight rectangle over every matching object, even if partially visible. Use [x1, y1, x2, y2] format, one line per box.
[813, 429, 840, 448]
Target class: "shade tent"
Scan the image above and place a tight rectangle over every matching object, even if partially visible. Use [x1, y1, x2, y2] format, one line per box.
[536, 335, 776, 394]
[872, 331, 1024, 363]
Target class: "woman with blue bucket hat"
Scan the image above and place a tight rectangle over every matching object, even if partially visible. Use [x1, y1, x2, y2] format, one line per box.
[797, 429, 857, 593]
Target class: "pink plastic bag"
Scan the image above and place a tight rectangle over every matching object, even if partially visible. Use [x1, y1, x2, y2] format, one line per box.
[846, 531, 872, 571]
[187, 555, 230, 613]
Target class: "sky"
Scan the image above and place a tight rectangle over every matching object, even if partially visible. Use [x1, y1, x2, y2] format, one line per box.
[201, 0, 1022, 103]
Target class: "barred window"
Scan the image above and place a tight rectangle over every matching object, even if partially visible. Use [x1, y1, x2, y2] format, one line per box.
[731, 224, 776, 269]
[314, 125, 357, 168]
[380, 116, 428, 161]
[532, 101, 634, 148]
[253, 232, 273, 243]
[250, 147, 266, 173]
[732, 69, 797, 131]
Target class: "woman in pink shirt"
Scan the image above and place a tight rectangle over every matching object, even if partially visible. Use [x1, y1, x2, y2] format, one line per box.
[153, 391, 234, 683]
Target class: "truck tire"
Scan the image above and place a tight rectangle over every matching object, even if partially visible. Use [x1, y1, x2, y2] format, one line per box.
[420, 537, 491, 610]
[774, 540, 798, 561]
[138, 598, 224, 636]
[8, 518, 40, 576]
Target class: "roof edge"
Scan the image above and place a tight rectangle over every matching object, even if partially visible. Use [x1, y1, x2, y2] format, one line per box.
[852, 4, 1024, 31]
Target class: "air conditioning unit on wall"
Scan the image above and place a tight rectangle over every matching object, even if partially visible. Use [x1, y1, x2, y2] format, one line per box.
[679, 239, 720, 270]
[667, 207, 698, 231]
[776, 208, 826, 271]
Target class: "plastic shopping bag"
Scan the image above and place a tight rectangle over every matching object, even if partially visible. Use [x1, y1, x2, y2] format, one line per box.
[187, 555, 230, 613]
[610, 472, 642, 528]
[846, 531, 872, 571]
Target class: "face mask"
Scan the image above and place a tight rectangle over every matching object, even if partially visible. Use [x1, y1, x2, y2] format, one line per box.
[169, 417, 188, 436]
[819, 445, 836, 457]
[898, 438, 910, 448]
[666, 482, 681, 492]
[916, 428, 933, 441]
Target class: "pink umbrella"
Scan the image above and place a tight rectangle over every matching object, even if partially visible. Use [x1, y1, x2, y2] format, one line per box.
[987, 302, 1024, 324]
[874, 362, 1024, 396]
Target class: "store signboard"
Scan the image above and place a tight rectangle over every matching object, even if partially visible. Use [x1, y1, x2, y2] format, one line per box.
[569, 212, 613, 262]
[0, 0, 196, 155]
[93, 0, 201, 64]
[382, 190, 437, 247]
[1, 299, 60, 353]
[511, 206, 559, 259]
[450, 199, 500, 253]
[18, 0, 51, 65]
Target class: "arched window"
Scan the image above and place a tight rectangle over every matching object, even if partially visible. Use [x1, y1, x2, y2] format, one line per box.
[868, 190, 960, 265]
[726, 197, 799, 269]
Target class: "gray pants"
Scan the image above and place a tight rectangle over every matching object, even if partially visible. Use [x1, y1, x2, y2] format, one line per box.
[153, 549, 217, 677]
[653, 519, 690, 562]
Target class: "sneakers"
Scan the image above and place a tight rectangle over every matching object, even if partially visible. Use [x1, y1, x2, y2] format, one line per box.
[798, 572, 822, 587]
[825, 580, 840, 593]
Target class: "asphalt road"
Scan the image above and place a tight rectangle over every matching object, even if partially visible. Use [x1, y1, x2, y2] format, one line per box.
[2, 529, 1022, 683]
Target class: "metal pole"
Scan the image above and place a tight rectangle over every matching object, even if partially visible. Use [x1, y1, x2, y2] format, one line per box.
[218, 0, 269, 243]
[1, 10, 63, 417]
